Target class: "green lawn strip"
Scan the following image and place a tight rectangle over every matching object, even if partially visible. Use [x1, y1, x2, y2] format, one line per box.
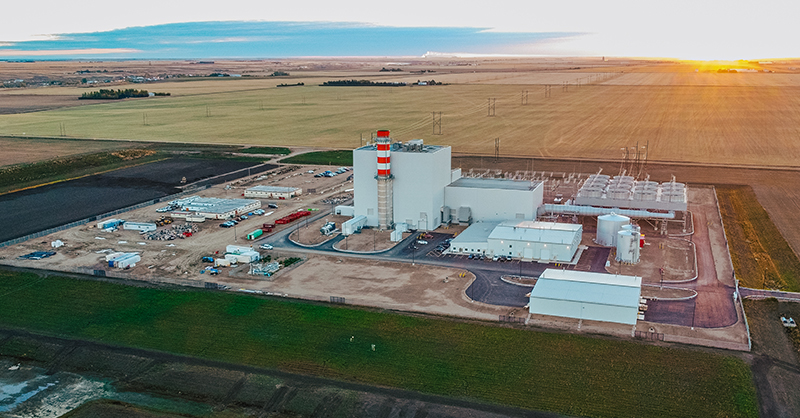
[716, 185, 800, 291]
[0, 149, 164, 195]
[237, 146, 291, 155]
[280, 150, 352, 166]
[0, 271, 757, 418]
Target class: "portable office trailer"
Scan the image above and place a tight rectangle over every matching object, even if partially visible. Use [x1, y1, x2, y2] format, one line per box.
[123, 222, 157, 232]
[116, 254, 141, 269]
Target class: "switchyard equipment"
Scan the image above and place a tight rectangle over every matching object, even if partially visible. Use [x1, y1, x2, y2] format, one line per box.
[528, 269, 642, 325]
[320, 221, 336, 236]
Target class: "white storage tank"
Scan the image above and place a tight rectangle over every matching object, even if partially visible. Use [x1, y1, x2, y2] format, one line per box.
[616, 230, 640, 263]
[596, 213, 630, 246]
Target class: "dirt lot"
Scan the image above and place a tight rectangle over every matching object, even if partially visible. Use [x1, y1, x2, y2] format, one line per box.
[0, 137, 125, 167]
[0, 158, 274, 242]
[0, 164, 354, 282]
[214, 255, 509, 321]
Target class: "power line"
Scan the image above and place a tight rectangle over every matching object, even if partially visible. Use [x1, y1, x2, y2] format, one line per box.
[431, 112, 442, 135]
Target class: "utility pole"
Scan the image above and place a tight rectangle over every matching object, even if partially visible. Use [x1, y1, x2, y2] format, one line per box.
[487, 98, 496, 117]
[521, 90, 528, 105]
[544, 85, 551, 98]
[494, 138, 500, 162]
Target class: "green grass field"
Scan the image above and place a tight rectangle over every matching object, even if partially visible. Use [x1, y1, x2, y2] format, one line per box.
[281, 150, 353, 166]
[0, 270, 757, 418]
[717, 185, 800, 291]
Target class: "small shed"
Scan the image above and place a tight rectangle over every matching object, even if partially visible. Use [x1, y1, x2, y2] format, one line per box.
[528, 269, 642, 325]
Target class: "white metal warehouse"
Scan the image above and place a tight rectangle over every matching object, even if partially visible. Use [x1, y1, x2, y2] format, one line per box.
[488, 221, 581, 262]
[448, 221, 581, 262]
[528, 269, 642, 325]
[244, 185, 301, 199]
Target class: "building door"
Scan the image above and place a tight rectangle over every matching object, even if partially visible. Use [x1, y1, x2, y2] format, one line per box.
[523, 247, 534, 260]
[540, 249, 551, 261]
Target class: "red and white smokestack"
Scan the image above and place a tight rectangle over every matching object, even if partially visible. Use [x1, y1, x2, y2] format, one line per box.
[376, 129, 391, 177]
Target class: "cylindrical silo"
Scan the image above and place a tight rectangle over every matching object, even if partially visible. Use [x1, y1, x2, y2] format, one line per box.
[616, 230, 640, 263]
[596, 213, 630, 246]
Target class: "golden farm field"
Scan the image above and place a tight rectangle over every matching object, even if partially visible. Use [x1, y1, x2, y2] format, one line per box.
[3, 81, 800, 167]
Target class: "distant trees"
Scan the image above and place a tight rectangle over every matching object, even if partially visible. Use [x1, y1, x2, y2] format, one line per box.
[79, 89, 169, 100]
[270, 71, 290, 77]
[321, 80, 406, 87]
[379, 67, 403, 72]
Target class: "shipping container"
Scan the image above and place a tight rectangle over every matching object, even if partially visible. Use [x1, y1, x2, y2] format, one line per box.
[246, 229, 263, 240]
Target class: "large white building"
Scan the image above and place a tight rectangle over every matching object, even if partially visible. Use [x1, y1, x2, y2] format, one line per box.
[448, 220, 582, 262]
[528, 269, 642, 325]
[353, 133, 544, 231]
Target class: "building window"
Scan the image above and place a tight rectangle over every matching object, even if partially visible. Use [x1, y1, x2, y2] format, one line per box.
[367, 208, 374, 215]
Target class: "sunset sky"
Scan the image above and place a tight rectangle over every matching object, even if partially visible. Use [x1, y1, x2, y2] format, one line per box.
[2, 0, 798, 60]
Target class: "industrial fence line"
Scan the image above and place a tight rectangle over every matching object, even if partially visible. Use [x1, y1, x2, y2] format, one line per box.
[0, 185, 210, 249]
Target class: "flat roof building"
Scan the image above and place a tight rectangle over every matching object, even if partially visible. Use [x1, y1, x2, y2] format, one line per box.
[448, 220, 581, 262]
[172, 196, 261, 220]
[528, 269, 642, 325]
[244, 185, 301, 199]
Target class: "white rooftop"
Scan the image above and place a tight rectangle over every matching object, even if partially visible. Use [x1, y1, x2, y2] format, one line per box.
[450, 221, 501, 244]
[531, 269, 642, 311]
[539, 269, 642, 288]
[247, 185, 299, 193]
[448, 177, 540, 191]
[488, 221, 581, 244]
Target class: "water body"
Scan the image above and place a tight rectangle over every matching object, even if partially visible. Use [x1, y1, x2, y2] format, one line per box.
[0, 21, 580, 59]
[0, 359, 211, 418]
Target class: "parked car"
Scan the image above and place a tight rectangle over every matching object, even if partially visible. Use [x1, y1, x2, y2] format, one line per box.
[268, 203, 278, 209]
[468, 254, 474, 259]
[417, 240, 428, 245]
[259, 244, 273, 250]
[241, 215, 248, 220]
[492, 255, 499, 261]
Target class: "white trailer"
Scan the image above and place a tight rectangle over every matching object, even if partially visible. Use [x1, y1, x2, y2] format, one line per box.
[116, 254, 141, 269]
[123, 222, 157, 232]
[226, 245, 253, 254]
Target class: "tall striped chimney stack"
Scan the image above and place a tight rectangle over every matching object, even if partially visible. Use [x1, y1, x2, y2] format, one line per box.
[376, 129, 391, 177]
[375, 129, 394, 230]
